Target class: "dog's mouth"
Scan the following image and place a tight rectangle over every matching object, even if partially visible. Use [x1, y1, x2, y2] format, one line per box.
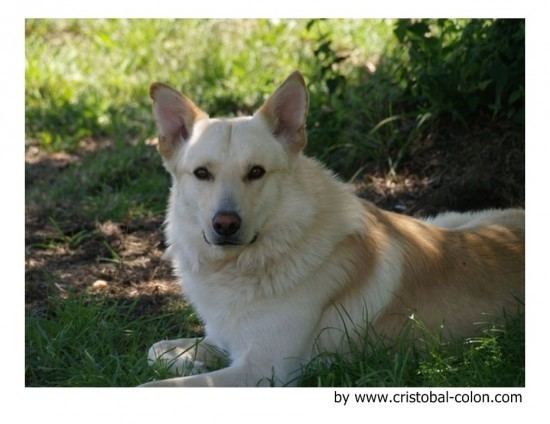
[202, 232, 258, 247]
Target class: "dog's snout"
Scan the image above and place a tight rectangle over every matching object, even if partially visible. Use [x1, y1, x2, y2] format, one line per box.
[212, 211, 241, 236]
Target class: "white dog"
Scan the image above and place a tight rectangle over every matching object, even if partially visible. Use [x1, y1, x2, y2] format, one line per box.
[142, 71, 524, 387]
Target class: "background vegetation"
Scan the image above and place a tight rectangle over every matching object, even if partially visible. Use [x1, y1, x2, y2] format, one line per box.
[25, 19, 524, 387]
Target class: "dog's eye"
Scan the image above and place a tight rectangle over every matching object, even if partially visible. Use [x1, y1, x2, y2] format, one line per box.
[193, 167, 213, 181]
[247, 166, 266, 181]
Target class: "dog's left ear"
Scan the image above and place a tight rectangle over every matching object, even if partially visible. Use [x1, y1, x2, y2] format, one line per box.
[256, 71, 309, 153]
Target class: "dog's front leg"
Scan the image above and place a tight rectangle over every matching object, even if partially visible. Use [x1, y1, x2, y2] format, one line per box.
[140, 360, 251, 387]
[140, 351, 303, 387]
[147, 337, 227, 375]
[142, 332, 313, 387]
[142, 302, 323, 387]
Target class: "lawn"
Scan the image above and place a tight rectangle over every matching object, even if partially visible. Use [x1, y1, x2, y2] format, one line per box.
[25, 19, 524, 387]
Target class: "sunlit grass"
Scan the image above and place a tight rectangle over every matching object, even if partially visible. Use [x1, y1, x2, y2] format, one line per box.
[26, 19, 396, 154]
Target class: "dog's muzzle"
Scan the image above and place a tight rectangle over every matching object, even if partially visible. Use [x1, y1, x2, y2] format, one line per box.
[202, 231, 258, 247]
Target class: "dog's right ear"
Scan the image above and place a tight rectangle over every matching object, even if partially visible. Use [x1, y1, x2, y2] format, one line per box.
[256, 71, 309, 154]
[150, 83, 207, 158]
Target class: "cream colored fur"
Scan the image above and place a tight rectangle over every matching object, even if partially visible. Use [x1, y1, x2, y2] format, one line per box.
[142, 72, 524, 387]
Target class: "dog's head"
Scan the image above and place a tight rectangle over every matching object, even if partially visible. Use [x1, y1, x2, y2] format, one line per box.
[150, 72, 309, 249]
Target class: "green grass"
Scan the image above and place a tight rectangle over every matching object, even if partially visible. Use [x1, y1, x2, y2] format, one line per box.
[26, 294, 201, 387]
[299, 312, 524, 387]
[26, 293, 524, 387]
[25, 19, 394, 150]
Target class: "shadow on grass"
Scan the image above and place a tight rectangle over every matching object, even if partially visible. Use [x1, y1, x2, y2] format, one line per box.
[299, 309, 524, 387]
[25, 292, 200, 387]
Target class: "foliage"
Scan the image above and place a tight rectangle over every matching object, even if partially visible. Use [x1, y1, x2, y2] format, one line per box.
[394, 19, 525, 124]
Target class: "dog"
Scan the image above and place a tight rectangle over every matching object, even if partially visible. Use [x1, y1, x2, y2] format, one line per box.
[141, 71, 524, 387]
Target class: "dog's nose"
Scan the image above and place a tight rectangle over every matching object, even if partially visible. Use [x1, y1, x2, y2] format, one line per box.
[212, 211, 241, 236]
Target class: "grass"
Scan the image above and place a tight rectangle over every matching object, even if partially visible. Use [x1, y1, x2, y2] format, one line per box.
[26, 294, 201, 387]
[299, 312, 524, 387]
[26, 293, 524, 387]
[27, 142, 169, 223]
[25, 19, 393, 147]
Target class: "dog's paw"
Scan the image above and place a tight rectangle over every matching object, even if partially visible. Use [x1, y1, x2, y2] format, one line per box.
[147, 340, 206, 376]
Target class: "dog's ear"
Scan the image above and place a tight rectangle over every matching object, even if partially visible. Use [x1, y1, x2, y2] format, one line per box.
[150, 83, 207, 158]
[257, 71, 309, 153]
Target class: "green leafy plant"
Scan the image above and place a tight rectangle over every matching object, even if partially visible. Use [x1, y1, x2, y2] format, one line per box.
[394, 19, 524, 124]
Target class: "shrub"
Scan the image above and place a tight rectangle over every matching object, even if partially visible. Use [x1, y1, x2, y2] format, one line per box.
[393, 19, 524, 124]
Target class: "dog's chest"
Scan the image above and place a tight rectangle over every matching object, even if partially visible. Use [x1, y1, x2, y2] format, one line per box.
[179, 268, 327, 356]
[180, 270, 269, 348]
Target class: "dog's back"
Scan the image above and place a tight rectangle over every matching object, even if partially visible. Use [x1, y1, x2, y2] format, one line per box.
[316, 203, 524, 349]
